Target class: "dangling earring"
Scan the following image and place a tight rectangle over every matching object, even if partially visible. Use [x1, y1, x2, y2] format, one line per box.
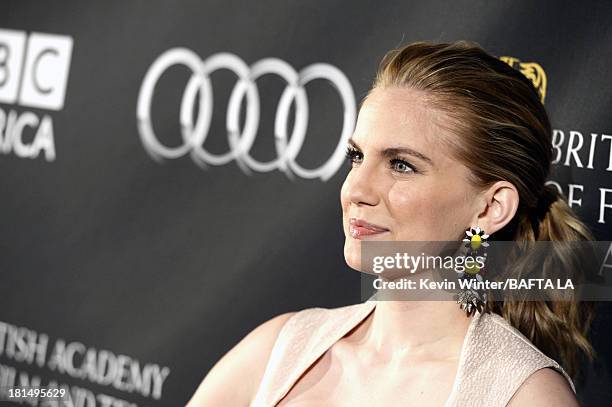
[456, 225, 490, 317]
[463, 225, 489, 250]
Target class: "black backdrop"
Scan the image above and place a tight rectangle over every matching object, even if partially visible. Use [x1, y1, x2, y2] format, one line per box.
[1, 1, 611, 406]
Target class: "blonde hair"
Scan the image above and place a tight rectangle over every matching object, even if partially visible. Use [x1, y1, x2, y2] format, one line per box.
[372, 40, 596, 379]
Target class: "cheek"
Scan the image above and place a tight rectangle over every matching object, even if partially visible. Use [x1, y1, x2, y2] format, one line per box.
[387, 183, 469, 240]
[387, 185, 433, 233]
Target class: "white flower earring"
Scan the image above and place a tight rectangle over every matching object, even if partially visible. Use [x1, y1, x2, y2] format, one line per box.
[456, 225, 490, 317]
[463, 225, 489, 250]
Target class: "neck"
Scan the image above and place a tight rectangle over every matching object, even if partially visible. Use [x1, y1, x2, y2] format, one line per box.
[350, 299, 473, 364]
[372, 300, 472, 350]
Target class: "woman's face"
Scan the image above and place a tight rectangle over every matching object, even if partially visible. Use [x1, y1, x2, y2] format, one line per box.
[341, 86, 482, 270]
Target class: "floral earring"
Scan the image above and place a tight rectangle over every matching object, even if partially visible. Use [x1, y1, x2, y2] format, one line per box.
[463, 226, 489, 250]
[456, 225, 490, 317]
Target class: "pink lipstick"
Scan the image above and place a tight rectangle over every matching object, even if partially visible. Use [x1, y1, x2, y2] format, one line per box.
[349, 218, 389, 239]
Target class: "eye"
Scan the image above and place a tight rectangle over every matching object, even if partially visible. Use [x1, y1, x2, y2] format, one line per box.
[390, 158, 417, 174]
[345, 146, 363, 166]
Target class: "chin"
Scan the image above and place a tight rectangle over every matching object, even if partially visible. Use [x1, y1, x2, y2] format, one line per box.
[343, 242, 362, 271]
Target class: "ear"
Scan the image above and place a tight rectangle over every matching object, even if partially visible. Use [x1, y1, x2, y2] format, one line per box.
[472, 181, 519, 235]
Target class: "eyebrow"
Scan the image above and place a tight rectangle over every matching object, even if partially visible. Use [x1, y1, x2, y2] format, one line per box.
[348, 138, 434, 166]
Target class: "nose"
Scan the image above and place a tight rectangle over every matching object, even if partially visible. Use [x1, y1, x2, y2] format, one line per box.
[343, 161, 381, 207]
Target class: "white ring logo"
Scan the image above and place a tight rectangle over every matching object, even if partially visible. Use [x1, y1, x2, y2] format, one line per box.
[136, 49, 356, 181]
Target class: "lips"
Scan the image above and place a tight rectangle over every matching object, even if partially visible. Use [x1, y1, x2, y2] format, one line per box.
[349, 217, 389, 239]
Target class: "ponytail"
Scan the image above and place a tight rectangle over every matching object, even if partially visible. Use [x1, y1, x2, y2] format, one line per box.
[490, 185, 597, 379]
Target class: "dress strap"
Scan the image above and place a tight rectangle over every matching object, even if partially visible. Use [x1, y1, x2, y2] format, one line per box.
[250, 300, 377, 407]
[448, 312, 575, 407]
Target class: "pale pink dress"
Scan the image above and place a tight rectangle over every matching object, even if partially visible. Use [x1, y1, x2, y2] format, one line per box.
[251, 299, 574, 407]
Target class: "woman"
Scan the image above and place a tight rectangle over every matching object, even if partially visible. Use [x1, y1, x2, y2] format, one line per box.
[186, 41, 596, 406]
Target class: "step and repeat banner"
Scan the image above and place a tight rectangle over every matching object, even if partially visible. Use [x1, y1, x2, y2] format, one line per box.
[1, 1, 611, 406]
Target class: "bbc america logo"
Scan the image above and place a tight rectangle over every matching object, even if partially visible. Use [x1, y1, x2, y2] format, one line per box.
[137, 49, 357, 181]
[0, 28, 73, 161]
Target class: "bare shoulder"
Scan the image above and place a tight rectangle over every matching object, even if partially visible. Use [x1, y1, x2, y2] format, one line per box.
[507, 367, 578, 407]
[186, 311, 297, 407]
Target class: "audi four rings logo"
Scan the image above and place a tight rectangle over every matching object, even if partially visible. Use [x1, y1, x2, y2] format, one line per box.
[136, 48, 356, 181]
